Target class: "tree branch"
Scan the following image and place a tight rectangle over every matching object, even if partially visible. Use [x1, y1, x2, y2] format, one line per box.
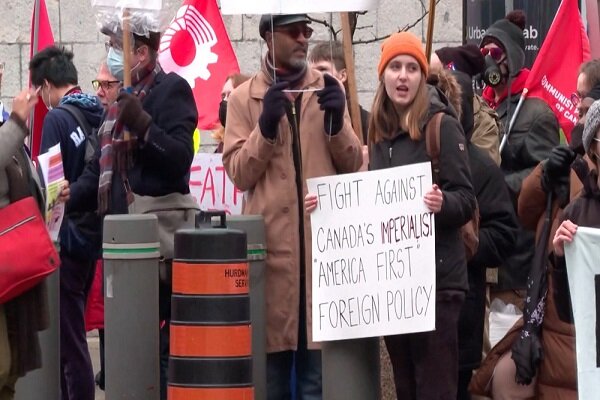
[352, 0, 441, 45]
[308, 15, 338, 40]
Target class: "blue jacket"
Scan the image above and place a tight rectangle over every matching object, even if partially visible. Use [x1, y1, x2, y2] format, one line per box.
[40, 92, 103, 182]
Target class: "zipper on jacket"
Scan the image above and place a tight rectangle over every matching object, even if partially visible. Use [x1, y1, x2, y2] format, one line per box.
[389, 147, 393, 163]
[0, 215, 36, 237]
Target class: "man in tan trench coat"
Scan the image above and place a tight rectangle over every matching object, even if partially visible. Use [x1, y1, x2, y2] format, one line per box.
[223, 13, 363, 400]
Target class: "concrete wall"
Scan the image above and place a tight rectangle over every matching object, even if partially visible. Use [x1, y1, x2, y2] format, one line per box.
[0, 0, 462, 139]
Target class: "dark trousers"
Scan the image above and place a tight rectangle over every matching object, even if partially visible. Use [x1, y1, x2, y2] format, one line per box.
[60, 253, 96, 400]
[159, 281, 172, 400]
[266, 290, 322, 400]
[457, 368, 473, 400]
[384, 290, 465, 400]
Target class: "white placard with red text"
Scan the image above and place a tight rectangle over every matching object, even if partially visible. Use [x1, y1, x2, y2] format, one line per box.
[307, 162, 436, 342]
[189, 153, 243, 215]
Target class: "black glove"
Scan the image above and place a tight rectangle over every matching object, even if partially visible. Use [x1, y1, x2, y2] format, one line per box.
[511, 330, 543, 385]
[317, 74, 345, 136]
[259, 81, 290, 140]
[542, 146, 576, 193]
[117, 92, 152, 137]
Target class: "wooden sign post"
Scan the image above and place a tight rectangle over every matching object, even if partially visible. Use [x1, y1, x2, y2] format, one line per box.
[340, 12, 364, 145]
[425, 0, 436, 62]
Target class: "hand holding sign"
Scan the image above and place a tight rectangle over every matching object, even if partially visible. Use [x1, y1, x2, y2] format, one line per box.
[553, 219, 578, 256]
[423, 184, 443, 213]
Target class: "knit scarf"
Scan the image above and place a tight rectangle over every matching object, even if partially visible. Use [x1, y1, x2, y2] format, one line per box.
[262, 53, 307, 88]
[97, 61, 161, 214]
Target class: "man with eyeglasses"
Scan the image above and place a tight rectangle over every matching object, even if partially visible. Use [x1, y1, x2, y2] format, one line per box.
[65, 17, 198, 400]
[222, 13, 362, 400]
[29, 45, 104, 400]
[93, 62, 121, 111]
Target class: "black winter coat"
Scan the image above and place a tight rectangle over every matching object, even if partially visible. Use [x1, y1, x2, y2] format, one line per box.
[459, 144, 519, 369]
[497, 93, 559, 290]
[369, 86, 476, 292]
[68, 71, 198, 214]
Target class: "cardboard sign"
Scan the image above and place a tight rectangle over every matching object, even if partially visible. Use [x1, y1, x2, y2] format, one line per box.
[565, 227, 600, 400]
[189, 153, 243, 215]
[220, 0, 378, 14]
[307, 162, 436, 342]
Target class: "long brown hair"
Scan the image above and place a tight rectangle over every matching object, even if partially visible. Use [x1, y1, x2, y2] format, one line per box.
[368, 72, 429, 144]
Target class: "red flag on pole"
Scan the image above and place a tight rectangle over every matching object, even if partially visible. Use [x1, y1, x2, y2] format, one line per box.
[159, 0, 240, 130]
[29, 0, 55, 160]
[524, 0, 590, 142]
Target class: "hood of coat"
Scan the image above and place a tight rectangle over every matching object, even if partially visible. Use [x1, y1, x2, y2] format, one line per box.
[421, 78, 460, 129]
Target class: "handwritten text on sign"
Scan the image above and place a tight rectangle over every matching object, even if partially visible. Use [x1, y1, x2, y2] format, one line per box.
[307, 162, 436, 342]
[189, 153, 243, 215]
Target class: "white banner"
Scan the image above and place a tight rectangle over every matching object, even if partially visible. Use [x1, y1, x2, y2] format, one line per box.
[189, 153, 243, 215]
[91, 0, 162, 10]
[307, 163, 436, 342]
[220, 0, 378, 15]
[565, 226, 600, 400]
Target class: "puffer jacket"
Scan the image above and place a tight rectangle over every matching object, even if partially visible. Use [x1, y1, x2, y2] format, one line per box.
[369, 85, 476, 292]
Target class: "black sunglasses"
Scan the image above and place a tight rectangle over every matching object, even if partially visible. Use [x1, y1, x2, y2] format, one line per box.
[274, 24, 313, 39]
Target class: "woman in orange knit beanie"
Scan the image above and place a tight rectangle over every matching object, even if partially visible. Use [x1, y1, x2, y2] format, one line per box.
[369, 31, 476, 400]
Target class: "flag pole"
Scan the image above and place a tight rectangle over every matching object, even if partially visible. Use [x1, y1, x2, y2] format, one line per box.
[27, 0, 41, 150]
[499, 88, 528, 153]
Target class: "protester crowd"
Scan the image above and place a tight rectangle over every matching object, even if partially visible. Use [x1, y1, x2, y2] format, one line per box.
[1, 7, 598, 400]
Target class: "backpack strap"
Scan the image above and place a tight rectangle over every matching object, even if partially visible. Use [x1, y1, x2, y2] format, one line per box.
[425, 112, 443, 183]
[58, 104, 93, 137]
[57, 104, 98, 163]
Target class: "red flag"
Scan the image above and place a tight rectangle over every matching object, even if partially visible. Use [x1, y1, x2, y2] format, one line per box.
[29, 0, 55, 160]
[524, 0, 591, 142]
[159, 0, 240, 130]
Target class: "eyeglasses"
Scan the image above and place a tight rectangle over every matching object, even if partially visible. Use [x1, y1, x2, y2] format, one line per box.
[92, 80, 121, 91]
[571, 92, 582, 107]
[480, 47, 504, 61]
[273, 25, 314, 40]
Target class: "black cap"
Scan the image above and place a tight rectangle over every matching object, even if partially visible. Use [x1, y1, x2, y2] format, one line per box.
[480, 18, 525, 78]
[259, 14, 311, 39]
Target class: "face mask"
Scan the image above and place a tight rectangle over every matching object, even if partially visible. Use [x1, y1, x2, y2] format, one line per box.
[107, 47, 124, 81]
[483, 55, 503, 87]
[218, 99, 228, 127]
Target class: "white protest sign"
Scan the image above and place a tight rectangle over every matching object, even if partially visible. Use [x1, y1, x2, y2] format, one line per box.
[91, 0, 162, 10]
[189, 153, 243, 215]
[307, 162, 436, 342]
[565, 226, 600, 400]
[220, 0, 378, 14]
